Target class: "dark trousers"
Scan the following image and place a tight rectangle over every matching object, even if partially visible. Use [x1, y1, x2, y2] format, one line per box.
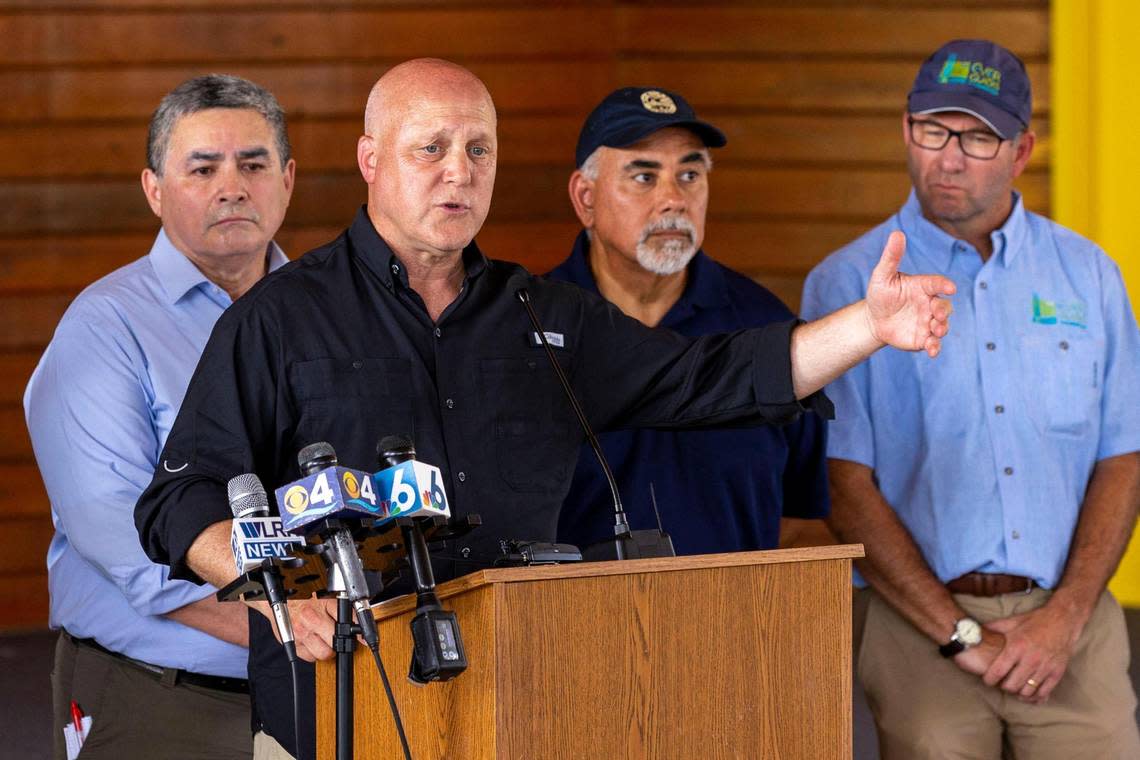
[52, 631, 253, 759]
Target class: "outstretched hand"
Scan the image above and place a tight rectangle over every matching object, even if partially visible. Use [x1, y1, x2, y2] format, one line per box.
[866, 231, 956, 357]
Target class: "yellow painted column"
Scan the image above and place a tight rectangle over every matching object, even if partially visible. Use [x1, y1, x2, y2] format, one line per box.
[1052, 0, 1140, 605]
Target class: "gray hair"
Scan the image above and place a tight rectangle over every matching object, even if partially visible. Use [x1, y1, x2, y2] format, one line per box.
[577, 144, 713, 182]
[146, 74, 290, 175]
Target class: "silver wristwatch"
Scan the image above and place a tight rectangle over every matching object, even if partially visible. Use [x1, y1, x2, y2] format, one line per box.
[939, 616, 982, 658]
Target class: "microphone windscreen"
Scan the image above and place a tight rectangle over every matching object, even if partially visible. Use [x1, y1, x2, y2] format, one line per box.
[377, 434, 415, 467]
[298, 441, 337, 475]
[227, 473, 269, 518]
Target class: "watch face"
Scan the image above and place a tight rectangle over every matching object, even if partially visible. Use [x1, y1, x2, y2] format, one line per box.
[957, 618, 983, 646]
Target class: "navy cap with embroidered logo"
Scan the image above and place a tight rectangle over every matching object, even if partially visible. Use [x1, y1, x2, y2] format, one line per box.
[908, 39, 1032, 139]
[575, 87, 727, 168]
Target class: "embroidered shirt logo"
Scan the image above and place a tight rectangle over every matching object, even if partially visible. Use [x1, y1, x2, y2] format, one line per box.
[1032, 293, 1087, 328]
[937, 54, 1002, 96]
[531, 331, 565, 348]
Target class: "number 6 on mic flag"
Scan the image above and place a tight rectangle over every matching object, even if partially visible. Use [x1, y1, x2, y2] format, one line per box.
[374, 460, 450, 525]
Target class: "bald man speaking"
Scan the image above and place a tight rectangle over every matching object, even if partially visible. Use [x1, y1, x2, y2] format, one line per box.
[136, 59, 955, 759]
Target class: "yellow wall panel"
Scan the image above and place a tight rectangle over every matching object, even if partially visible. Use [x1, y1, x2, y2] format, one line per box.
[1053, 0, 1140, 605]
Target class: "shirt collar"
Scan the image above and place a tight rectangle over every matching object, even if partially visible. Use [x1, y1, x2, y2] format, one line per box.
[150, 227, 288, 306]
[348, 205, 489, 291]
[564, 229, 728, 317]
[897, 189, 1029, 271]
[992, 192, 1028, 267]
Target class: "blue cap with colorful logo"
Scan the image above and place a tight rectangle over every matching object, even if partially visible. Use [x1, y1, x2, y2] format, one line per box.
[575, 87, 727, 168]
[908, 39, 1031, 139]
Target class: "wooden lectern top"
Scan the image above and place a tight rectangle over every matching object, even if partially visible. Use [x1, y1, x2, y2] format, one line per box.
[370, 544, 865, 621]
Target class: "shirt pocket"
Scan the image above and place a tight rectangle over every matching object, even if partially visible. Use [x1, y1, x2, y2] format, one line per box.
[478, 356, 576, 493]
[288, 356, 414, 449]
[1016, 332, 1101, 438]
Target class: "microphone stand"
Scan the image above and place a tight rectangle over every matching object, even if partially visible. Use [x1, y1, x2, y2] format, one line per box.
[317, 526, 373, 760]
[334, 594, 357, 760]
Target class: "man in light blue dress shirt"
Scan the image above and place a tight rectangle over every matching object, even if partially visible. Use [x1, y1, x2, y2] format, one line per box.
[802, 40, 1140, 758]
[24, 75, 293, 759]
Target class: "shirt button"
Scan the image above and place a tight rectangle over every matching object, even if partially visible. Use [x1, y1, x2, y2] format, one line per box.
[985, 342, 996, 351]
[445, 398, 455, 409]
[457, 471, 466, 482]
[352, 360, 363, 370]
[1004, 466, 1014, 476]
[391, 263, 400, 275]
[434, 327, 442, 338]
[1011, 530, 1020, 540]
[994, 404, 1005, 414]
[978, 281, 988, 290]
[1059, 340, 1069, 350]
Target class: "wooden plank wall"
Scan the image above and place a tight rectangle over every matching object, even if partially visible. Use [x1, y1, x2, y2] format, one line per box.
[0, 0, 1049, 630]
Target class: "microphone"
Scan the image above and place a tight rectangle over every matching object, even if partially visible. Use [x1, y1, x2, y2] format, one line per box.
[374, 437, 450, 526]
[228, 473, 303, 663]
[515, 287, 674, 560]
[275, 443, 381, 533]
[376, 435, 467, 683]
[275, 442, 380, 651]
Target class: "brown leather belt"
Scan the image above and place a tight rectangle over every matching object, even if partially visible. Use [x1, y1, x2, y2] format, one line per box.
[946, 572, 1036, 597]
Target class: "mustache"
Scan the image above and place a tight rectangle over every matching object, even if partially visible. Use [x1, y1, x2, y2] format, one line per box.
[639, 215, 695, 244]
[209, 204, 259, 225]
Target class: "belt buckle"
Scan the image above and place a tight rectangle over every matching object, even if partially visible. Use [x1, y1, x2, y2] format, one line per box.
[1021, 577, 1035, 595]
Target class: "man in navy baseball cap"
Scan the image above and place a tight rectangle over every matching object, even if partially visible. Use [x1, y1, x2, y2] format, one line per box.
[547, 86, 831, 564]
[573, 86, 726, 168]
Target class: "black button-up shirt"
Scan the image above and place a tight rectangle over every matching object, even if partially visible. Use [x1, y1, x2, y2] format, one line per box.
[135, 207, 829, 758]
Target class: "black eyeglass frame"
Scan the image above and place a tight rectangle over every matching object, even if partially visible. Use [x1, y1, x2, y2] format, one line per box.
[906, 116, 1009, 161]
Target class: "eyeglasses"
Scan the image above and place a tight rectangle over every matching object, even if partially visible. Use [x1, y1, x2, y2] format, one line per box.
[907, 116, 1007, 160]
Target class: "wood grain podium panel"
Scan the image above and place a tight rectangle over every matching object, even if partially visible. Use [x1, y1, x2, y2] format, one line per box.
[320, 547, 859, 759]
[496, 559, 851, 758]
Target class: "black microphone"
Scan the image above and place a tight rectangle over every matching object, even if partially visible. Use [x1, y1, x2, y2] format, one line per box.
[294, 442, 380, 651]
[227, 473, 299, 664]
[377, 435, 467, 683]
[515, 287, 675, 560]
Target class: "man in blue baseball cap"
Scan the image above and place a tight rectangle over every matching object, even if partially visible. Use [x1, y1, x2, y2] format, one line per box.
[802, 39, 1140, 758]
[548, 86, 831, 559]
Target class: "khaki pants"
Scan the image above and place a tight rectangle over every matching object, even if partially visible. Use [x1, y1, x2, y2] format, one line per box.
[254, 730, 296, 759]
[856, 587, 1140, 760]
[52, 632, 253, 760]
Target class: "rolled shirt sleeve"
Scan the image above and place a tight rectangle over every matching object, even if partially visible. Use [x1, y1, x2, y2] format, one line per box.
[557, 278, 833, 432]
[135, 298, 283, 583]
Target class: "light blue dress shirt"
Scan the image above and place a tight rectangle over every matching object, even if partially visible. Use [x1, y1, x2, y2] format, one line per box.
[802, 191, 1140, 589]
[25, 229, 287, 676]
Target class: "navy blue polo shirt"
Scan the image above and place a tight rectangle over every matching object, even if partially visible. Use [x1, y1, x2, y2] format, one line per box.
[547, 231, 830, 555]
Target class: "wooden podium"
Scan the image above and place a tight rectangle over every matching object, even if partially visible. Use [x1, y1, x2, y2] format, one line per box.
[316, 545, 863, 759]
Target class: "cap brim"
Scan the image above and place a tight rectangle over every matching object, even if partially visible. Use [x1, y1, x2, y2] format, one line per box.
[909, 91, 1024, 139]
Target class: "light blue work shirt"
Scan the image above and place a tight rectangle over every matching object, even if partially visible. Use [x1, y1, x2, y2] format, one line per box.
[801, 191, 1140, 589]
[25, 230, 287, 676]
